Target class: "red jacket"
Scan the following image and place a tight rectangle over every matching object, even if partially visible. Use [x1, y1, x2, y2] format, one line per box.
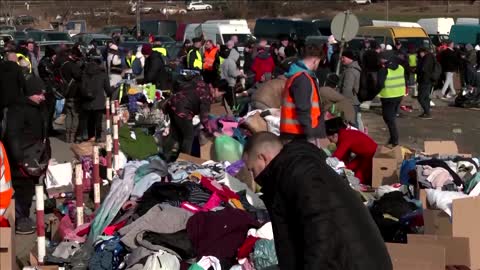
[251, 50, 275, 82]
[333, 128, 377, 162]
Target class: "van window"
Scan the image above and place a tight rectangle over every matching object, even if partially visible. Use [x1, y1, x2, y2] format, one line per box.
[216, 34, 222, 45]
[395, 38, 431, 50]
[255, 20, 293, 39]
[293, 21, 320, 39]
[222, 34, 254, 46]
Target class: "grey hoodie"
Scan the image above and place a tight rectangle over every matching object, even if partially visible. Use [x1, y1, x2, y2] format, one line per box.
[340, 61, 361, 105]
[220, 48, 241, 87]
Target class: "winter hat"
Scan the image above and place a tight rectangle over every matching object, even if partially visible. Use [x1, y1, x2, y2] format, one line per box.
[380, 44, 386, 50]
[386, 44, 393, 51]
[342, 50, 355, 60]
[71, 47, 83, 58]
[141, 44, 152, 56]
[465, 44, 474, 51]
[25, 76, 46, 96]
[475, 45, 480, 51]
[192, 37, 202, 43]
[328, 35, 337, 45]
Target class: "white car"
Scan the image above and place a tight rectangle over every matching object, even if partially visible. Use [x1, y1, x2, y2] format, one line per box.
[351, 0, 371, 4]
[187, 2, 213, 11]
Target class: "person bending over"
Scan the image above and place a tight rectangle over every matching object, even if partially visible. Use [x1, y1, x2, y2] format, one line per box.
[326, 117, 378, 185]
[242, 132, 391, 270]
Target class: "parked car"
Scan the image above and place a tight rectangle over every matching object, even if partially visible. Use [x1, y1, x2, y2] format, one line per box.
[187, 2, 213, 11]
[351, 0, 371, 4]
[129, 5, 154, 14]
[134, 20, 177, 39]
[0, 33, 13, 43]
[72, 33, 112, 46]
[27, 31, 72, 42]
[12, 31, 27, 41]
[93, 8, 120, 17]
[98, 25, 130, 36]
[161, 5, 188, 15]
[38, 41, 74, 58]
[0, 25, 15, 33]
[15, 15, 35, 25]
[153, 35, 176, 44]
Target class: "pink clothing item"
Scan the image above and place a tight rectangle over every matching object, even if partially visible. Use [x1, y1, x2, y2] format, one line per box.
[219, 120, 239, 136]
[181, 202, 202, 213]
[200, 177, 240, 202]
[203, 192, 223, 211]
[422, 166, 454, 188]
[60, 215, 90, 243]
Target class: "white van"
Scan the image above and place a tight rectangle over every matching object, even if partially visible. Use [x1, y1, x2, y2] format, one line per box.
[183, 23, 201, 42]
[417, 18, 454, 45]
[200, 23, 254, 46]
[456, 18, 479, 25]
[203, 19, 248, 27]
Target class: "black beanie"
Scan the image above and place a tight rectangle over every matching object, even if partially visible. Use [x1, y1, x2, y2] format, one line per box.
[24, 76, 46, 97]
[342, 50, 355, 60]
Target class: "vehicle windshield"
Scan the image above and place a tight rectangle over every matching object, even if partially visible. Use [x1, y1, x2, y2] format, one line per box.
[14, 31, 27, 40]
[27, 31, 43, 41]
[222, 34, 255, 46]
[93, 38, 112, 46]
[0, 25, 14, 32]
[155, 36, 175, 43]
[396, 37, 431, 50]
[46, 32, 71, 41]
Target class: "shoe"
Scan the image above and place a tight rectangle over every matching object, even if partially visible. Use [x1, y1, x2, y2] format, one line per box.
[419, 114, 432, 120]
[16, 217, 36, 235]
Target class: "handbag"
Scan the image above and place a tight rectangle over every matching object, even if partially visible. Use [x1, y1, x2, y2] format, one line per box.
[22, 140, 50, 177]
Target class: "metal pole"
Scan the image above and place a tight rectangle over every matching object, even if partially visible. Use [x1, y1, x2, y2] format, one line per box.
[386, 0, 389, 22]
[335, 10, 350, 75]
[75, 163, 84, 226]
[35, 184, 45, 264]
[136, 0, 141, 38]
[93, 146, 100, 210]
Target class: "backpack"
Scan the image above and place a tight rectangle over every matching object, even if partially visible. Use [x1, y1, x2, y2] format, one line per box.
[354, 67, 377, 102]
[431, 60, 442, 82]
[52, 61, 75, 99]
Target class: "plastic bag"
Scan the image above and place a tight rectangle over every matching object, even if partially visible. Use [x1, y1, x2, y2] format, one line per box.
[143, 250, 180, 270]
[253, 239, 278, 270]
[214, 135, 243, 162]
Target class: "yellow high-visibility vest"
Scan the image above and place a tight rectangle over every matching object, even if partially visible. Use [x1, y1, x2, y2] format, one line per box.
[187, 49, 203, 70]
[378, 65, 406, 98]
[16, 53, 32, 73]
[218, 56, 225, 74]
[126, 55, 136, 68]
[152, 47, 167, 57]
[408, 53, 417, 68]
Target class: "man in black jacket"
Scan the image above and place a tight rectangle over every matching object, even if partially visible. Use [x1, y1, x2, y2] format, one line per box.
[143, 43, 168, 90]
[440, 41, 459, 98]
[5, 76, 51, 234]
[242, 132, 392, 270]
[0, 52, 26, 136]
[416, 48, 435, 119]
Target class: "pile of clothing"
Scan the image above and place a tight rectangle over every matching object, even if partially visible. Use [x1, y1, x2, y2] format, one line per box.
[43, 155, 275, 270]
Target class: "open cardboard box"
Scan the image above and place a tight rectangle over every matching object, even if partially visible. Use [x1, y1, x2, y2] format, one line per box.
[408, 234, 470, 267]
[386, 242, 446, 270]
[0, 199, 16, 270]
[372, 145, 403, 187]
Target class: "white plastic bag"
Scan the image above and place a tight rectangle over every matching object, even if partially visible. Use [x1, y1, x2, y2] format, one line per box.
[142, 250, 180, 270]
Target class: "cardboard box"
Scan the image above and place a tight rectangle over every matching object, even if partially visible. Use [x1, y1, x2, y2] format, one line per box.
[200, 138, 214, 161]
[423, 209, 453, 236]
[0, 200, 16, 270]
[210, 102, 227, 116]
[424, 141, 459, 155]
[452, 196, 480, 269]
[386, 242, 446, 270]
[372, 146, 403, 187]
[408, 234, 470, 266]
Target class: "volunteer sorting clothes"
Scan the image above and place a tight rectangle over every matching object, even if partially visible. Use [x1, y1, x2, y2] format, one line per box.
[326, 117, 378, 185]
[165, 70, 223, 159]
[242, 132, 392, 270]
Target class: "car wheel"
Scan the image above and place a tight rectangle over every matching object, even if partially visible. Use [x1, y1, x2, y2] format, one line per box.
[206, 6, 212, 10]
[191, 7, 195, 11]
[180, 10, 187, 14]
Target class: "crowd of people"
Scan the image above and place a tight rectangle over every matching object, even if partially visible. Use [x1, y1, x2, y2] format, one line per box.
[1, 29, 480, 269]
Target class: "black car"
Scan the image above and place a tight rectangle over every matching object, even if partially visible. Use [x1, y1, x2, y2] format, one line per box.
[254, 18, 320, 42]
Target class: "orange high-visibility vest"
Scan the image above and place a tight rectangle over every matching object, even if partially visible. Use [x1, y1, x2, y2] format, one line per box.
[280, 72, 321, 135]
[203, 47, 218, 71]
[0, 142, 12, 216]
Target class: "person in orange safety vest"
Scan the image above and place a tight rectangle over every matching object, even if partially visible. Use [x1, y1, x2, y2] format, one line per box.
[202, 39, 220, 84]
[280, 44, 325, 146]
[0, 141, 12, 217]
